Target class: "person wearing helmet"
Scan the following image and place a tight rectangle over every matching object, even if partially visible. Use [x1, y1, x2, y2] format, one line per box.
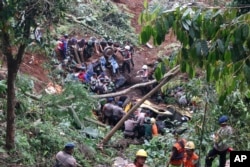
[205, 115, 233, 167]
[183, 141, 200, 167]
[166, 129, 187, 167]
[141, 65, 149, 82]
[126, 149, 149, 167]
[151, 117, 158, 137]
[55, 142, 82, 167]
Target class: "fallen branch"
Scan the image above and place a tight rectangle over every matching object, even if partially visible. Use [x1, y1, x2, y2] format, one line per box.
[83, 117, 107, 127]
[69, 107, 84, 129]
[99, 65, 180, 147]
[64, 13, 100, 34]
[91, 67, 180, 98]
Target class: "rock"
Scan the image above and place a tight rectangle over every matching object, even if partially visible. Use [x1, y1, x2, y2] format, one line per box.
[112, 157, 128, 167]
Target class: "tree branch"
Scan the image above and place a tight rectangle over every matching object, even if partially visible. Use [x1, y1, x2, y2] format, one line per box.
[91, 66, 180, 98]
[99, 65, 180, 146]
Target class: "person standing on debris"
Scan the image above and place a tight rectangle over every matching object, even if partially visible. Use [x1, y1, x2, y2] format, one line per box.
[183, 141, 200, 167]
[205, 115, 233, 167]
[55, 142, 82, 167]
[126, 149, 149, 167]
[166, 129, 187, 167]
[122, 45, 132, 73]
[141, 65, 149, 82]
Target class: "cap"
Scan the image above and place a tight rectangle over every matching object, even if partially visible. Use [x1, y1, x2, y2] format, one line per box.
[219, 115, 228, 124]
[64, 142, 75, 149]
[125, 45, 130, 50]
[185, 141, 195, 149]
[150, 118, 156, 124]
[142, 65, 148, 70]
[117, 101, 123, 107]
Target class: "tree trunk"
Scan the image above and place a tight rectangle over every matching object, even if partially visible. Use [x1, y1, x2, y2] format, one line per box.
[100, 65, 180, 146]
[91, 78, 157, 98]
[2, 19, 30, 150]
[5, 59, 19, 149]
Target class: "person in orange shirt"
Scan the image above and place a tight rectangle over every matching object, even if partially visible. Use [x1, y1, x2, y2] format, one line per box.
[166, 129, 187, 167]
[151, 118, 158, 137]
[183, 141, 200, 167]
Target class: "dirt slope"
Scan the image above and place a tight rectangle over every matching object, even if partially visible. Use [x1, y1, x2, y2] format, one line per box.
[18, 0, 176, 93]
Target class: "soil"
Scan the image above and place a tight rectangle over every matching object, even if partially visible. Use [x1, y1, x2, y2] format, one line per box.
[16, 0, 176, 94]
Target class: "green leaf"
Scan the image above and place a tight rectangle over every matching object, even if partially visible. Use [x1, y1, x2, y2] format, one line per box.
[241, 24, 249, 41]
[206, 64, 214, 82]
[217, 39, 225, 53]
[188, 65, 195, 78]
[140, 25, 152, 44]
[143, 0, 148, 9]
[180, 61, 187, 73]
[224, 51, 231, 63]
[182, 8, 193, 19]
[243, 64, 250, 85]
[182, 21, 189, 31]
[181, 48, 188, 60]
[189, 27, 195, 38]
[154, 66, 163, 81]
[200, 40, 209, 56]
[196, 41, 201, 56]
[185, 19, 192, 26]
[218, 92, 227, 105]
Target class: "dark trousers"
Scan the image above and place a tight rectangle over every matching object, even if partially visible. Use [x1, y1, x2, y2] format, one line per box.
[59, 49, 66, 59]
[130, 56, 134, 67]
[134, 125, 145, 139]
[122, 61, 131, 73]
[205, 147, 227, 167]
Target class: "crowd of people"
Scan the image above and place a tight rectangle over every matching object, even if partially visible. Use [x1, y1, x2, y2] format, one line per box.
[54, 115, 233, 167]
[53, 35, 233, 167]
[53, 34, 153, 95]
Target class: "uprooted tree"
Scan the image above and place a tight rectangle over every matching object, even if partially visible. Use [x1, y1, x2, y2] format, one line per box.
[0, 0, 72, 150]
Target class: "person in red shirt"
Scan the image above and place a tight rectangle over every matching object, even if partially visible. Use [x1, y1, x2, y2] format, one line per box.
[183, 141, 200, 167]
[77, 66, 86, 83]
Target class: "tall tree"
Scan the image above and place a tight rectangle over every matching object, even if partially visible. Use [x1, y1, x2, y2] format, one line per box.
[0, 0, 70, 150]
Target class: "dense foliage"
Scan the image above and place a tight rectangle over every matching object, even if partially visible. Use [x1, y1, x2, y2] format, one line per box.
[139, 0, 250, 104]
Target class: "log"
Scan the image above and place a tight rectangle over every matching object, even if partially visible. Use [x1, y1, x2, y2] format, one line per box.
[91, 67, 180, 98]
[91, 78, 156, 98]
[83, 117, 107, 127]
[99, 65, 180, 147]
[69, 107, 84, 129]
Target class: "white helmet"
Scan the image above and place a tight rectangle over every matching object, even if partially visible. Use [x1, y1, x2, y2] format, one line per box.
[142, 65, 148, 70]
[125, 45, 130, 50]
